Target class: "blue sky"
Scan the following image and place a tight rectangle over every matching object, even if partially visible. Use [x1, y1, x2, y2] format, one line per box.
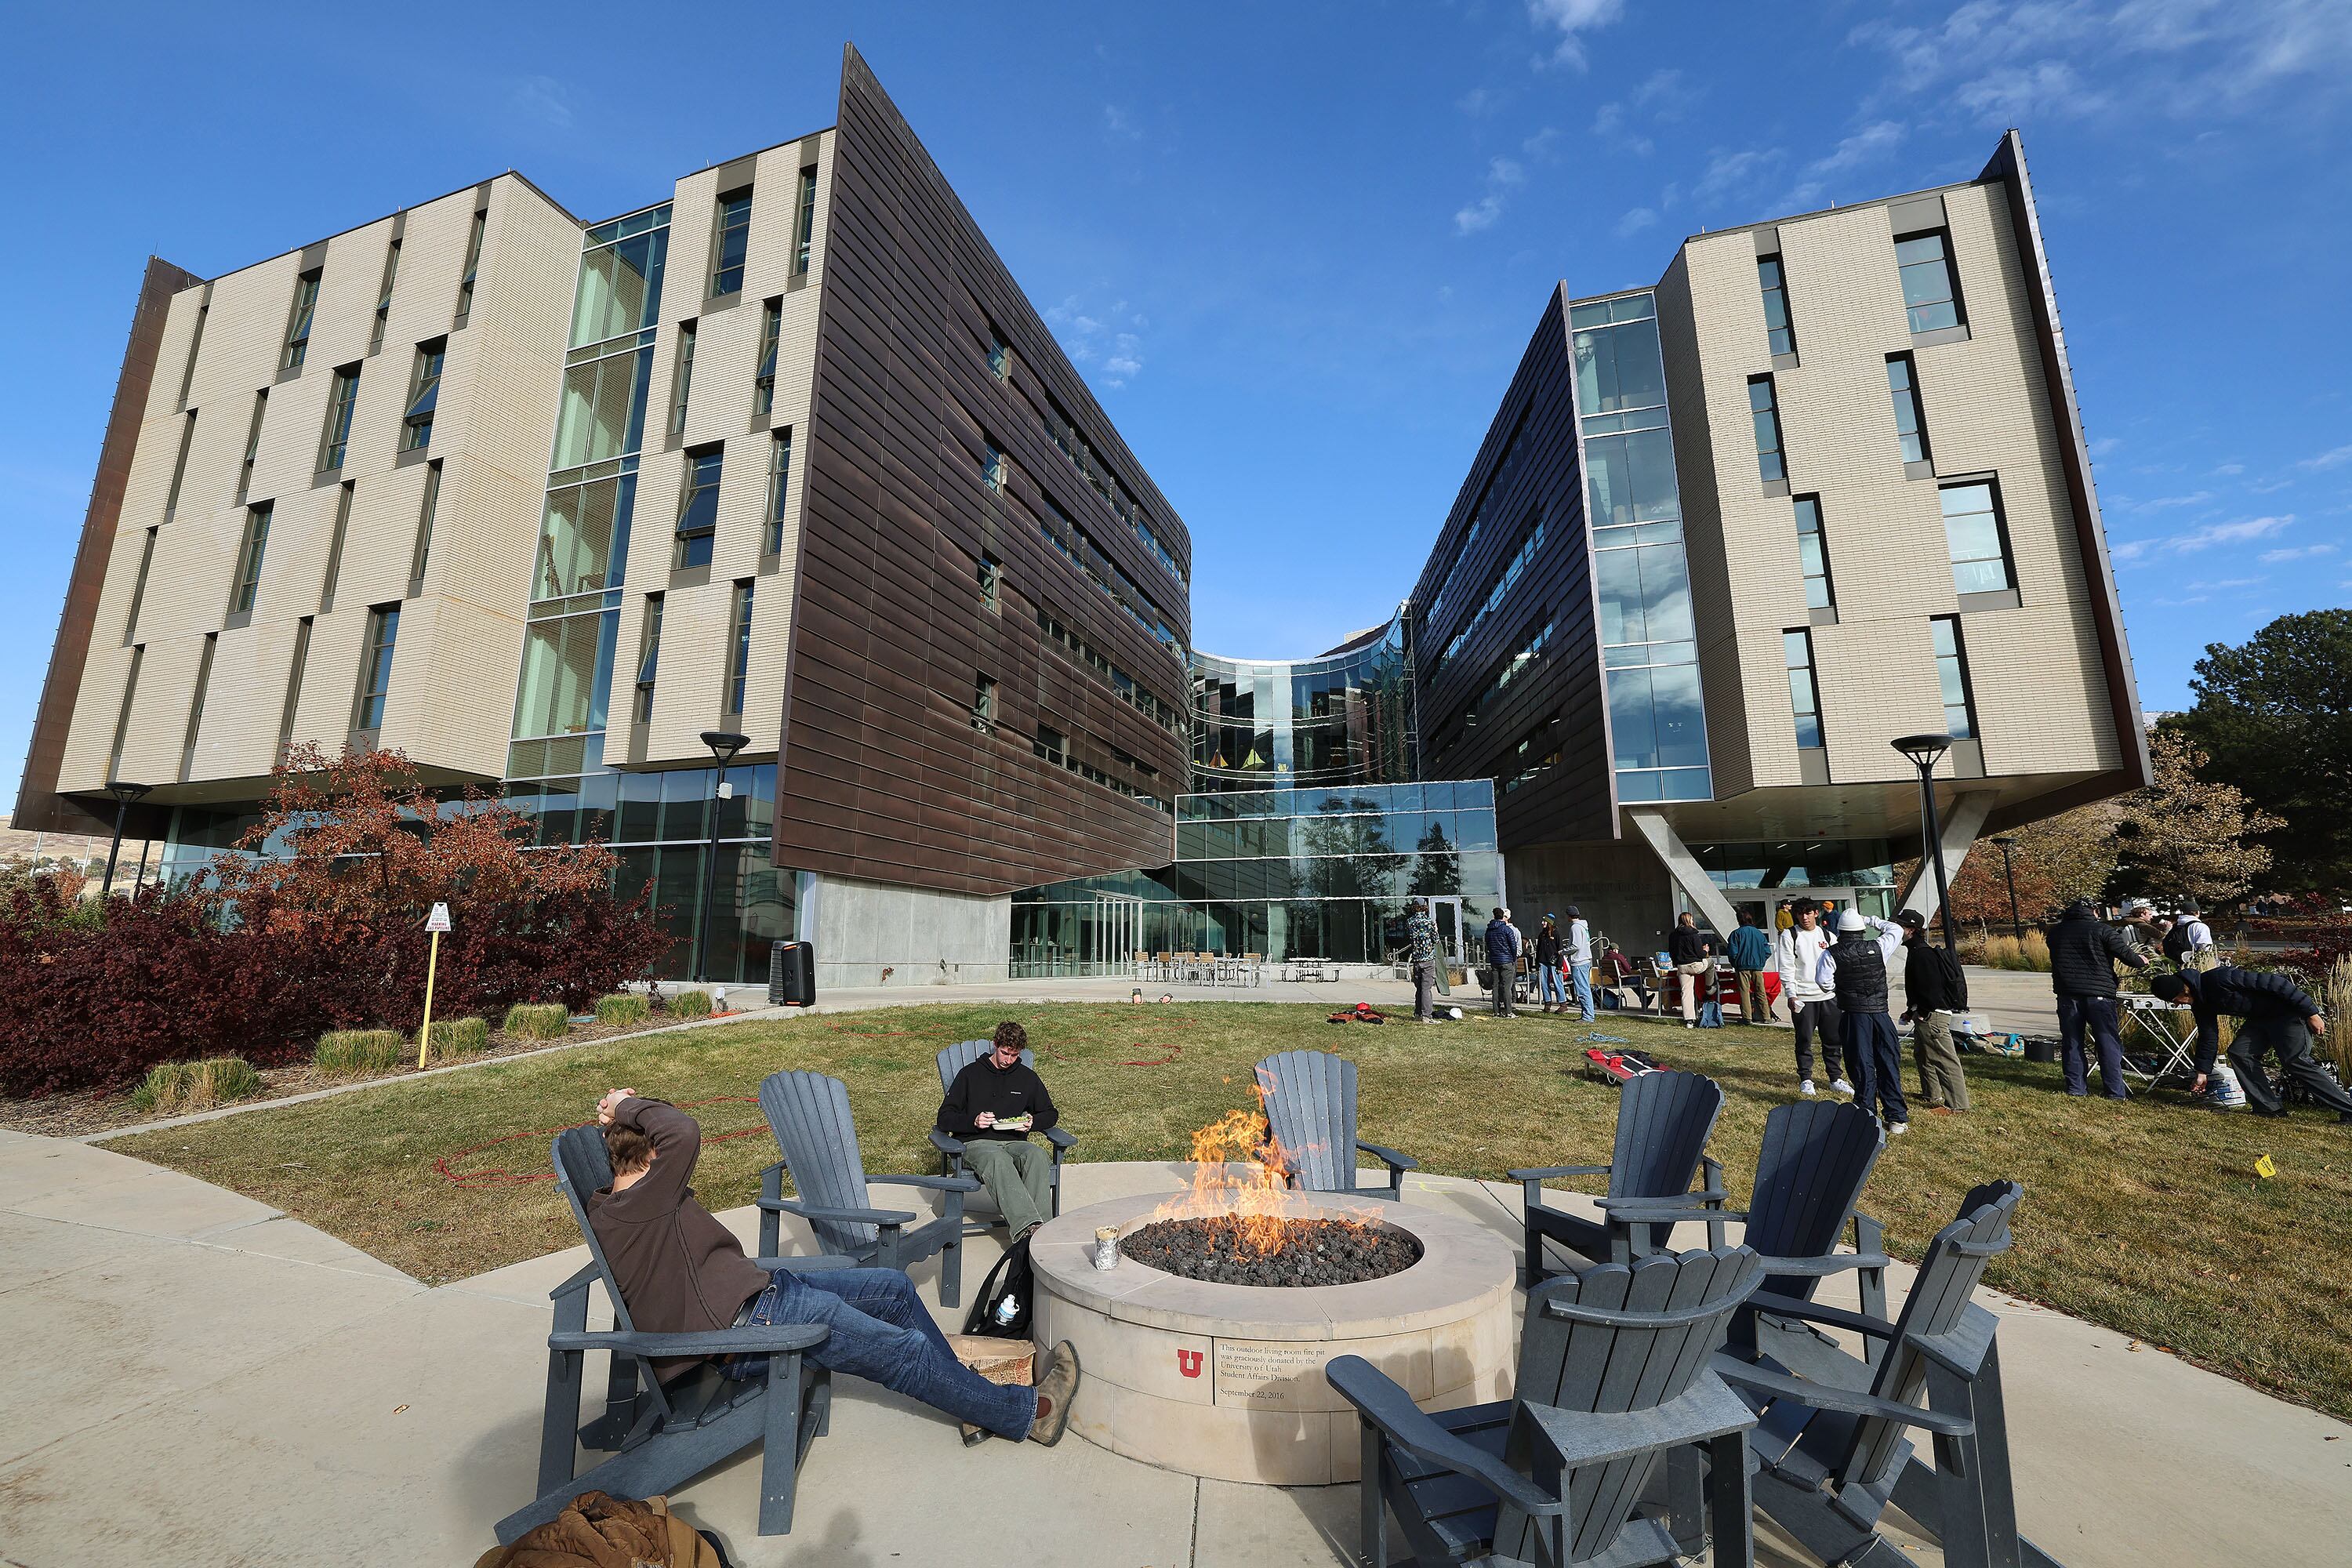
[4, 1, 2347, 805]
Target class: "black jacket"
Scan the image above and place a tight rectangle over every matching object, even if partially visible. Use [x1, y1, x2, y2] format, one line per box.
[2045, 902, 2147, 998]
[1904, 937, 1967, 1013]
[2182, 964, 2322, 1074]
[938, 1058, 1059, 1141]
[1668, 926, 1715, 966]
[1535, 926, 1563, 966]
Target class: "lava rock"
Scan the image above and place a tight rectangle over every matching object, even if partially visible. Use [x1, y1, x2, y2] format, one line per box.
[1119, 1217, 1421, 1287]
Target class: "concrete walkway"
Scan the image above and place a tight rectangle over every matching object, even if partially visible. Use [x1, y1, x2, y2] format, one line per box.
[5, 1132, 2343, 1566]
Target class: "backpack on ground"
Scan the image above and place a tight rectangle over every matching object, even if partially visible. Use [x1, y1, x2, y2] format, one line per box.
[1697, 999, 1724, 1028]
[962, 1233, 1034, 1338]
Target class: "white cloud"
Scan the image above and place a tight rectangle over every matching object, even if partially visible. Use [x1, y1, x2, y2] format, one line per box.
[1457, 86, 1503, 117]
[1045, 296, 1149, 389]
[1102, 104, 1142, 141]
[2259, 543, 2336, 561]
[2202, 577, 2267, 588]
[1693, 147, 1782, 205]
[2212, 462, 2245, 475]
[2089, 436, 2123, 458]
[1956, 60, 2107, 124]
[1777, 121, 1907, 209]
[2112, 514, 2294, 561]
[2131, 489, 2216, 511]
[1527, 0, 1627, 69]
[510, 75, 575, 129]
[1590, 68, 1694, 154]
[2298, 441, 2352, 470]
[1613, 207, 1658, 238]
[1454, 156, 1526, 235]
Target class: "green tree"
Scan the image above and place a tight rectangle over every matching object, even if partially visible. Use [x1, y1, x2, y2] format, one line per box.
[1406, 820, 1461, 898]
[2170, 609, 2352, 895]
[2111, 729, 2279, 907]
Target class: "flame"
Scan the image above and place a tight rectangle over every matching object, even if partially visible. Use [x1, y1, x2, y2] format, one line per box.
[1142, 1065, 1378, 1258]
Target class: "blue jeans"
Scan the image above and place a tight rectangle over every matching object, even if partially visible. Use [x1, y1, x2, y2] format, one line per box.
[1569, 960, 1594, 1021]
[2056, 993, 2129, 1098]
[1538, 965, 1567, 1006]
[733, 1267, 1035, 1439]
[1847, 1010, 1907, 1126]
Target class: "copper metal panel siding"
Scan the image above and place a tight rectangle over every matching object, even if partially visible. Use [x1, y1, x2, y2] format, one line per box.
[776, 47, 1189, 895]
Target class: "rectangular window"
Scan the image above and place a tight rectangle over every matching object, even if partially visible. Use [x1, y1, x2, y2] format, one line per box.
[676, 445, 723, 568]
[633, 593, 663, 724]
[1757, 256, 1795, 358]
[1886, 354, 1929, 467]
[282, 267, 321, 371]
[277, 616, 312, 760]
[229, 502, 273, 617]
[763, 428, 792, 555]
[124, 527, 158, 645]
[1748, 376, 1785, 485]
[711, 189, 753, 296]
[1932, 615, 1979, 740]
[793, 165, 818, 275]
[724, 580, 754, 720]
[1784, 629, 1824, 751]
[1939, 481, 2015, 597]
[982, 438, 1007, 494]
[353, 604, 401, 735]
[402, 339, 444, 451]
[753, 299, 781, 416]
[1034, 724, 1065, 764]
[108, 646, 143, 782]
[971, 674, 998, 732]
[238, 389, 267, 500]
[1792, 495, 1834, 611]
[670, 321, 697, 436]
[180, 633, 216, 781]
[978, 552, 1001, 611]
[318, 364, 360, 472]
[408, 461, 441, 596]
[1896, 230, 1964, 335]
[456, 209, 486, 318]
[177, 303, 207, 410]
[320, 481, 353, 612]
[987, 328, 1010, 382]
[165, 409, 196, 517]
[371, 238, 401, 354]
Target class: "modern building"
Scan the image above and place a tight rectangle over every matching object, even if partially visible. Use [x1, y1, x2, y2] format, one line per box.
[20, 46, 2141, 981]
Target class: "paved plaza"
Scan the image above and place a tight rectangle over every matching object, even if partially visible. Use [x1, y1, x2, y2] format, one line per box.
[2, 1118, 2346, 1566]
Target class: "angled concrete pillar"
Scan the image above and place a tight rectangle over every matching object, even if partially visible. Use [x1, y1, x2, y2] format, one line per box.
[1624, 809, 1741, 938]
[1893, 791, 1995, 925]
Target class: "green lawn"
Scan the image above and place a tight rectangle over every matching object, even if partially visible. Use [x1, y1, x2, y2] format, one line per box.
[108, 1001, 2352, 1420]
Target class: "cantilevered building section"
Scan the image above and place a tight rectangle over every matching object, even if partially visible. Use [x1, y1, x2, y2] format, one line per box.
[1428, 132, 2148, 950]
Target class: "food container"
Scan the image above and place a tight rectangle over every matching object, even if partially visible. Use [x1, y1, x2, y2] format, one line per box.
[1094, 1225, 1121, 1271]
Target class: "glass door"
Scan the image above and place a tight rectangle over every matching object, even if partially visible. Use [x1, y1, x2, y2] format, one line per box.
[1431, 897, 1465, 964]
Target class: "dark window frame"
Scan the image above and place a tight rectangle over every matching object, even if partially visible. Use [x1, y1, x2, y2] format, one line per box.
[1748, 375, 1787, 485]
[1895, 228, 1966, 336]
[1937, 477, 2018, 599]
[1931, 615, 1980, 741]
[318, 363, 361, 473]
[1757, 255, 1796, 358]
[352, 603, 401, 736]
[1886, 353, 1931, 468]
[229, 502, 274, 619]
[282, 267, 321, 372]
[792, 165, 818, 275]
[675, 442, 724, 568]
[402, 338, 445, 452]
[711, 187, 753, 298]
[1784, 627, 1825, 752]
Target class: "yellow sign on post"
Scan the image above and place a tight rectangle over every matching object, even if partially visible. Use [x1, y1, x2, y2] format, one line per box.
[417, 902, 452, 1069]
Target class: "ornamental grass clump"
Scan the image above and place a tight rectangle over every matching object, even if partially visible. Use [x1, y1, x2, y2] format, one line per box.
[132, 1057, 263, 1114]
[595, 993, 650, 1027]
[503, 1002, 572, 1040]
[424, 1014, 492, 1059]
[314, 1029, 405, 1078]
[667, 989, 714, 1020]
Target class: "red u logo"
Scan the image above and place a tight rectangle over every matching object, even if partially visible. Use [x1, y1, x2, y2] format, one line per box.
[1177, 1349, 1203, 1378]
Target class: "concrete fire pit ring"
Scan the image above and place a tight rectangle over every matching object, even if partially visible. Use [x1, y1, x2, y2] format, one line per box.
[1030, 1187, 1517, 1485]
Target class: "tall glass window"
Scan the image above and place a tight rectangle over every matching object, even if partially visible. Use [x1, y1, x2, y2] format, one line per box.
[278, 617, 311, 760]
[670, 321, 696, 436]
[230, 503, 272, 616]
[793, 165, 818, 275]
[725, 581, 755, 720]
[403, 340, 444, 451]
[1931, 616, 1979, 739]
[1785, 630, 1824, 750]
[238, 390, 267, 500]
[316, 367, 358, 473]
[633, 594, 662, 724]
[1896, 230, 1963, 334]
[165, 410, 196, 516]
[408, 461, 441, 596]
[711, 189, 753, 296]
[456, 209, 487, 318]
[753, 300, 781, 416]
[354, 604, 401, 733]
[1758, 256, 1795, 357]
[1939, 481, 2014, 597]
[764, 429, 793, 555]
[1793, 495, 1834, 611]
[675, 446, 723, 568]
[1748, 376, 1786, 484]
[371, 238, 400, 354]
[180, 633, 216, 781]
[1886, 354, 1929, 466]
[282, 268, 320, 371]
[124, 526, 157, 645]
[1193, 610, 1414, 795]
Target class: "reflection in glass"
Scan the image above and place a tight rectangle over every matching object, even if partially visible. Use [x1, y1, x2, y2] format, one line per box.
[572, 225, 668, 349]
[1573, 314, 1667, 413]
[1939, 483, 2013, 595]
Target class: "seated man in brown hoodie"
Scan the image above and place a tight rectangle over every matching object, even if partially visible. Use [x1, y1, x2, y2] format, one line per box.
[590, 1088, 1078, 1446]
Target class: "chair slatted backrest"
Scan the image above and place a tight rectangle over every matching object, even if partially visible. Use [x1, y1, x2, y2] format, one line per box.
[1254, 1050, 1357, 1193]
[757, 1070, 877, 1252]
[1500, 1247, 1766, 1566]
[1839, 1181, 2022, 1490]
[935, 1041, 1036, 1093]
[551, 1125, 636, 1331]
[1742, 1100, 1885, 1300]
[1607, 1069, 1724, 1203]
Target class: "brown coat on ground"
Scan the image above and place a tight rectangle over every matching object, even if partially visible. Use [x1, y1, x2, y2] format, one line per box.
[473, 1491, 720, 1568]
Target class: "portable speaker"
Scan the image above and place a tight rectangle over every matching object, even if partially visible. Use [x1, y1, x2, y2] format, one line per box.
[768, 940, 816, 1007]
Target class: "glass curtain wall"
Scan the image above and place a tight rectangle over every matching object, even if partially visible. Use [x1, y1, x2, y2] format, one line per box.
[1192, 609, 1416, 795]
[1012, 780, 1503, 971]
[1572, 293, 1712, 803]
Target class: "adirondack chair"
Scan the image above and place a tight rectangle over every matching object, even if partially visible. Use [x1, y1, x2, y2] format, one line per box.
[1253, 1049, 1417, 1199]
[1327, 1245, 1767, 1568]
[1592, 1098, 1889, 1371]
[497, 1125, 848, 1543]
[754, 1070, 981, 1306]
[1712, 1182, 2063, 1568]
[928, 1040, 1077, 1240]
[1508, 1068, 1725, 1282]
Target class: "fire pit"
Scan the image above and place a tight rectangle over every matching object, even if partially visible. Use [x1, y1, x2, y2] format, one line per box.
[1120, 1214, 1421, 1287]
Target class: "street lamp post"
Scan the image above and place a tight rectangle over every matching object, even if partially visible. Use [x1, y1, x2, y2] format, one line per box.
[1890, 734, 1959, 953]
[692, 731, 751, 985]
[1991, 835, 2023, 942]
[100, 781, 152, 897]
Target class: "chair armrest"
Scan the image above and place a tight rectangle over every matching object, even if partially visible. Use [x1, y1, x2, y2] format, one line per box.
[1594, 1189, 1727, 1217]
[764, 1199, 918, 1227]
[1043, 1127, 1077, 1152]
[546, 1261, 604, 1302]
[1507, 1164, 1613, 1181]
[750, 1254, 858, 1272]
[1357, 1139, 1418, 1173]
[550, 1323, 829, 1357]
[1324, 1356, 1559, 1515]
[1525, 1376, 1756, 1466]
[1751, 1250, 1893, 1278]
[1710, 1354, 1974, 1438]
[1742, 1290, 1896, 1341]
[928, 1127, 967, 1157]
[869, 1172, 983, 1194]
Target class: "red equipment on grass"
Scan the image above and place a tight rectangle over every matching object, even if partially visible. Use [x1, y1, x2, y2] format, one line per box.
[1581, 1046, 1666, 1085]
[1327, 1001, 1389, 1024]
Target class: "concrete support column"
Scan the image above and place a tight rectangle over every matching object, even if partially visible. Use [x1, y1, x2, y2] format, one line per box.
[1893, 791, 1995, 926]
[1624, 809, 1741, 938]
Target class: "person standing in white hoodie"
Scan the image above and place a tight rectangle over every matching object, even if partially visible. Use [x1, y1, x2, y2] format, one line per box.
[1774, 898, 1849, 1098]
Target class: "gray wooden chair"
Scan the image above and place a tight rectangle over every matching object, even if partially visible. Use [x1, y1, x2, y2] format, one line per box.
[1510, 1068, 1724, 1282]
[1327, 1245, 1767, 1568]
[929, 1040, 1077, 1239]
[1253, 1049, 1417, 1199]
[754, 1069, 980, 1306]
[497, 1125, 847, 1544]
[1713, 1182, 2063, 1568]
